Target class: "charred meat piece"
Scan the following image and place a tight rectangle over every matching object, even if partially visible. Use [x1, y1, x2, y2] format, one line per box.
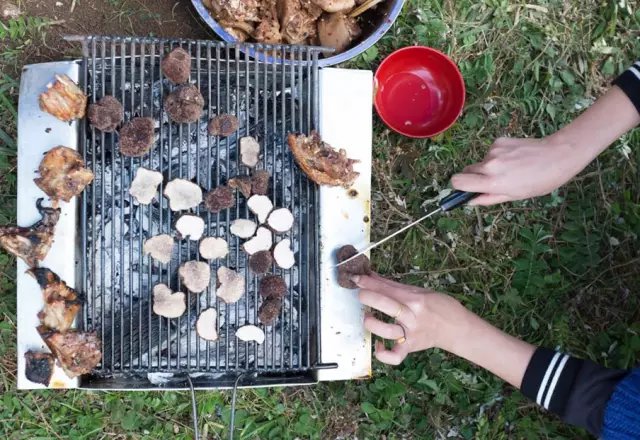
[318, 12, 361, 52]
[119, 117, 156, 157]
[336, 244, 371, 289]
[161, 47, 191, 84]
[277, 0, 320, 44]
[259, 274, 287, 299]
[251, 170, 270, 195]
[165, 84, 205, 124]
[34, 146, 95, 202]
[287, 131, 359, 188]
[24, 351, 55, 386]
[204, 185, 235, 213]
[228, 176, 252, 198]
[208, 114, 239, 137]
[249, 250, 273, 274]
[258, 297, 283, 325]
[38, 326, 101, 378]
[87, 95, 124, 132]
[39, 74, 87, 122]
[29, 267, 82, 332]
[0, 199, 60, 266]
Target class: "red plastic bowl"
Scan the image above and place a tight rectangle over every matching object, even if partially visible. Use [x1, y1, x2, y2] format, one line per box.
[374, 46, 465, 138]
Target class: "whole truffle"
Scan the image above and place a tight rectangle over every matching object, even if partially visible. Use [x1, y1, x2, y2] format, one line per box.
[249, 250, 273, 274]
[87, 95, 124, 132]
[208, 114, 239, 137]
[161, 47, 191, 84]
[251, 170, 270, 195]
[119, 117, 155, 157]
[259, 275, 287, 299]
[258, 297, 283, 325]
[204, 185, 235, 213]
[336, 244, 371, 289]
[164, 84, 204, 124]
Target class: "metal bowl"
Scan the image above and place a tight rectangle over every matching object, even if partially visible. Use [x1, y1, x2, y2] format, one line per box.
[191, 0, 406, 67]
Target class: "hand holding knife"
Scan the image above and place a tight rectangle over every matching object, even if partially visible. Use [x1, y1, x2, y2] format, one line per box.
[335, 191, 478, 267]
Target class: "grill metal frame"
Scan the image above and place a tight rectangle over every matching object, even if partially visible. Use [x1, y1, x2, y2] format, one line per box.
[73, 35, 335, 389]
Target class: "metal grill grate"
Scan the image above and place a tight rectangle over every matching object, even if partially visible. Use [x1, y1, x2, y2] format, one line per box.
[74, 35, 332, 389]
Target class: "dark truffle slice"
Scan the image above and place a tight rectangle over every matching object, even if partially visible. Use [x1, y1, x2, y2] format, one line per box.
[251, 170, 270, 196]
[161, 47, 191, 84]
[208, 114, 239, 137]
[164, 84, 204, 124]
[87, 95, 124, 132]
[228, 176, 252, 198]
[258, 297, 283, 325]
[259, 274, 287, 299]
[336, 244, 371, 289]
[119, 117, 155, 157]
[24, 350, 55, 386]
[249, 250, 273, 274]
[204, 186, 235, 213]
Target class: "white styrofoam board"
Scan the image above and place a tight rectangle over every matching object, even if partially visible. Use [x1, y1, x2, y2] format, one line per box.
[17, 62, 80, 389]
[317, 68, 373, 381]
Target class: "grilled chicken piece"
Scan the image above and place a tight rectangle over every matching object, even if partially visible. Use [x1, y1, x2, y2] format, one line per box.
[34, 146, 94, 202]
[29, 267, 82, 332]
[39, 74, 87, 122]
[254, 0, 282, 43]
[24, 351, 55, 386]
[205, 0, 260, 22]
[287, 131, 359, 187]
[0, 199, 60, 266]
[277, 0, 319, 44]
[38, 326, 101, 378]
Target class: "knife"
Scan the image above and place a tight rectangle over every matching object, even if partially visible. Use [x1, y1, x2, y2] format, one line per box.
[335, 191, 478, 267]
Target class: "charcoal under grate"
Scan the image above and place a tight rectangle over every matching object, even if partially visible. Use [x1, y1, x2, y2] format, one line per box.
[74, 35, 333, 389]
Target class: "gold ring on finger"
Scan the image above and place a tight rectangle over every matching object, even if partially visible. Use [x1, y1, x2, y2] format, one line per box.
[395, 325, 407, 344]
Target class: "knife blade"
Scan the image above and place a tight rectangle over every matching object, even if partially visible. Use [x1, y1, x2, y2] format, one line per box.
[335, 191, 478, 267]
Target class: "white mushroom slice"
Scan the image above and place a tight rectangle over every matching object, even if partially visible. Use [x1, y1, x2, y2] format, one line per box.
[273, 239, 295, 269]
[163, 178, 203, 211]
[267, 208, 294, 233]
[239, 136, 260, 167]
[216, 266, 245, 304]
[129, 167, 163, 204]
[175, 215, 205, 240]
[247, 195, 273, 224]
[230, 219, 257, 239]
[152, 284, 186, 318]
[235, 325, 265, 344]
[179, 261, 211, 293]
[196, 308, 218, 341]
[243, 227, 273, 255]
[143, 234, 174, 264]
[199, 237, 229, 260]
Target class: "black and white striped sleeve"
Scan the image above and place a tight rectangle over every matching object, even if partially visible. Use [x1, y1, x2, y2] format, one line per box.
[613, 60, 640, 115]
[520, 348, 628, 438]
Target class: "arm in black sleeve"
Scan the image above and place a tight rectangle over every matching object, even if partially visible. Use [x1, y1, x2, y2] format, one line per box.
[613, 60, 640, 115]
[520, 348, 628, 438]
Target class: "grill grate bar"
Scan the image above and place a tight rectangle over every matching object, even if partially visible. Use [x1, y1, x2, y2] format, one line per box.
[78, 36, 328, 386]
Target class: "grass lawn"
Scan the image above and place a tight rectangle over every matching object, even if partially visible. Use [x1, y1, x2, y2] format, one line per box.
[1, 1, 639, 438]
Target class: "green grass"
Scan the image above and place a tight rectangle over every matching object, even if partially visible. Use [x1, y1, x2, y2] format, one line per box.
[1, 1, 640, 438]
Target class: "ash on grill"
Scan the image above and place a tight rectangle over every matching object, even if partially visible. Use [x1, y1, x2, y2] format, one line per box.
[76, 36, 328, 387]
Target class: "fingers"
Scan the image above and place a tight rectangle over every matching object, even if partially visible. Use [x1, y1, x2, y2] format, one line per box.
[358, 289, 403, 318]
[467, 193, 513, 206]
[450, 172, 495, 193]
[364, 313, 405, 340]
[374, 340, 409, 366]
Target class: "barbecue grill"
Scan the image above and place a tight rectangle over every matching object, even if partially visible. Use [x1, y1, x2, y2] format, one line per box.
[17, 35, 373, 390]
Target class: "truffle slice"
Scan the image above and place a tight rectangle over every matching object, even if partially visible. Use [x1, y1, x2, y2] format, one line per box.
[152, 284, 186, 318]
[208, 114, 239, 137]
[175, 215, 205, 241]
[258, 298, 282, 325]
[216, 266, 245, 304]
[143, 234, 174, 264]
[199, 237, 229, 260]
[228, 176, 252, 198]
[164, 84, 205, 124]
[240, 136, 260, 167]
[259, 275, 287, 299]
[39, 74, 87, 122]
[204, 186, 235, 213]
[249, 250, 272, 274]
[230, 219, 257, 239]
[25, 351, 55, 386]
[336, 244, 371, 289]
[251, 170, 270, 195]
[179, 261, 211, 293]
[161, 47, 191, 84]
[236, 325, 265, 344]
[196, 308, 218, 341]
[87, 95, 124, 132]
[248, 195, 273, 224]
[129, 167, 163, 204]
[273, 239, 295, 269]
[243, 227, 273, 255]
[267, 208, 294, 233]
[164, 179, 203, 211]
[119, 117, 156, 157]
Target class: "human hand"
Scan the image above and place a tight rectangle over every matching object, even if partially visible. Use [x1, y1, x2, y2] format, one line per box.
[353, 273, 469, 365]
[450, 136, 589, 206]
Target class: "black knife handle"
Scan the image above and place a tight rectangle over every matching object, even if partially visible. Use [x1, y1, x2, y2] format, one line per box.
[439, 191, 478, 212]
